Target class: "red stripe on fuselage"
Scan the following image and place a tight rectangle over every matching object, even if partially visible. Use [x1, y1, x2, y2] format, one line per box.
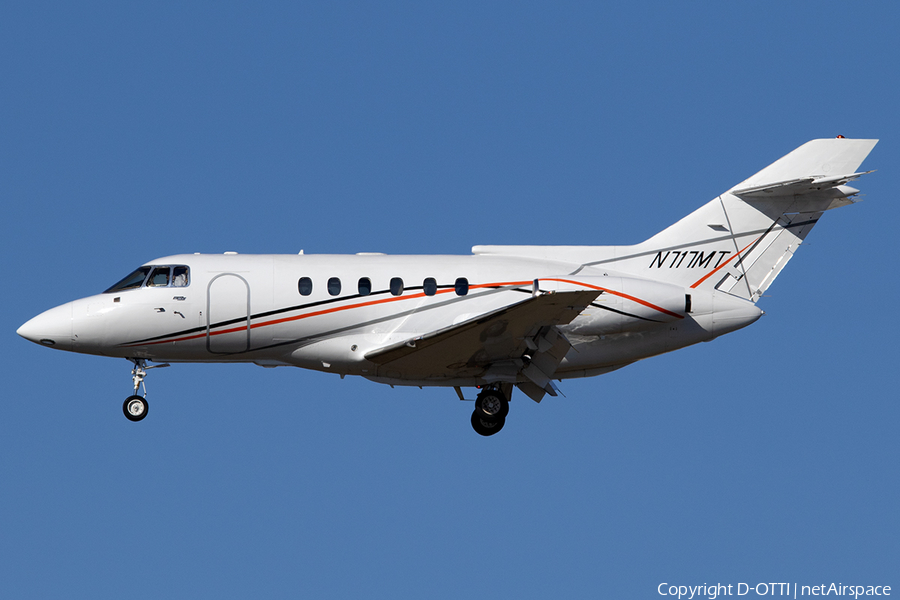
[121, 276, 682, 347]
[543, 278, 684, 320]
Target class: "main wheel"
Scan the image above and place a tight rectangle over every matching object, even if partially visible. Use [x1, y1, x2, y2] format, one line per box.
[471, 411, 505, 436]
[123, 395, 149, 422]
[474, 389, 509, 421]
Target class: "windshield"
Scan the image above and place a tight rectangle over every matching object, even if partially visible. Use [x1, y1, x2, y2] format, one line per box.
[105, 267, 152, 293]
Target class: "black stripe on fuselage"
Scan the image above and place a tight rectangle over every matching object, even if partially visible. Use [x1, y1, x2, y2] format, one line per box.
[251, 285, 666, 355]
[243, 291, 487, 354]
[120, 284, 504, 346]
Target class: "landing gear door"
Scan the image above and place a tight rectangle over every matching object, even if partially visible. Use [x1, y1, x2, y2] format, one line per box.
[207, 274, 250, 354]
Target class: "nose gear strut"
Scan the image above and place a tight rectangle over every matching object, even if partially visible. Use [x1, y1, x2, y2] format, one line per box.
[123, 358, 169, 422]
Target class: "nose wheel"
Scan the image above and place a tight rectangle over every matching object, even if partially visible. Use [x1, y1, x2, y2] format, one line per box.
[471, 387, 509, 436]
[123, 395, 149, 421]
[123, 358, 168, 422]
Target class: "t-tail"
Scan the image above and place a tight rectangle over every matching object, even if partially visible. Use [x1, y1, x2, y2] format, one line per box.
[473, 137, 878, 303]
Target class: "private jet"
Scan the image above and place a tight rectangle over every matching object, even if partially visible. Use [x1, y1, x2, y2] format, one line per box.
[17, 137, 878, 435]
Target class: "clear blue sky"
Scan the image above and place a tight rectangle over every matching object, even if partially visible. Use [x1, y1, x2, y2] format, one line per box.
[2, 2, 897, 598]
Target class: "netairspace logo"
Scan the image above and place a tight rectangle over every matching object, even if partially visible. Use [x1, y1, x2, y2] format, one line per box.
[657, 583, 892, 599]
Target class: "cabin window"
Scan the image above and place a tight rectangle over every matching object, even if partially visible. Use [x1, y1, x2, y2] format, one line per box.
[147, 267, 171, 287]
[298, 277, 313, 296]
[455, 277, 469, 296]
[328, 277, 342, 296]
[358, 277, 371, 296]
[423, 278, 437, 296]
[390, 277, 404, 296]
[104, 266, 151, 293]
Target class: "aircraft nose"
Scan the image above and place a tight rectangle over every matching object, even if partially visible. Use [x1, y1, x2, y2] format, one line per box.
[17, 302, 75, 350]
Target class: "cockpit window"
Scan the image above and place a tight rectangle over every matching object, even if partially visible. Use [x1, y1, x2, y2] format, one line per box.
[104, 267, 151, 293]
[103, 265, 190, 293]
[172, 266, 189, 287]
[147, 267, 171, 287]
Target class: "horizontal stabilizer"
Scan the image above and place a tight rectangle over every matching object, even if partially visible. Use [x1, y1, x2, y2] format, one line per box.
[732, 170, 873, 198]
[730, 138, 877, 194]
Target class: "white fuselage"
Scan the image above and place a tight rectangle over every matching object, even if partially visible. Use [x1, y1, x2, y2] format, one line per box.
[18, 252, 762, 388]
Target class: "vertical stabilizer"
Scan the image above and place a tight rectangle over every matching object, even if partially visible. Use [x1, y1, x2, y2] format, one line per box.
[617, 138, 878, 301]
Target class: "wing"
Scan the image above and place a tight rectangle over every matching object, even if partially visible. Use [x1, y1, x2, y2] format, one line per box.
[365, 290, 600, 399]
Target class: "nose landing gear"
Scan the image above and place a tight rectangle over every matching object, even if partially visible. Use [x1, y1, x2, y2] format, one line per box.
[123, 359, 169, 422]
[471, 387, 509, 436]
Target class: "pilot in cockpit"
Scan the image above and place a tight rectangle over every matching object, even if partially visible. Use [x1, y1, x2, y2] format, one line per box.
[172, 266, 189, 287]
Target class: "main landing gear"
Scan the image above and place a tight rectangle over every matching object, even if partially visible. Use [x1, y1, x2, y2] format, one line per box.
[123, 359, 168, 422]
[471, 387, 509, 436]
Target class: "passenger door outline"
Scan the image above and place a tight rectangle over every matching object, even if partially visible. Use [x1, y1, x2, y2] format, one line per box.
[206, 273, 251, 354]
